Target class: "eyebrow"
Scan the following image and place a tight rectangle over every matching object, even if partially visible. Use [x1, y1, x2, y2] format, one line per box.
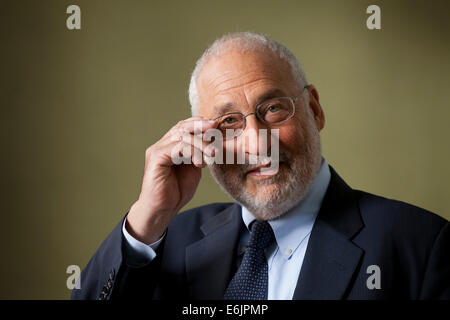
[255, 88, 286, 105]
[213, 88, 286, 116]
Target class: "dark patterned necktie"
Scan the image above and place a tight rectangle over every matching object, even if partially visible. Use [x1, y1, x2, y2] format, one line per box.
[224, 220, 275, 300]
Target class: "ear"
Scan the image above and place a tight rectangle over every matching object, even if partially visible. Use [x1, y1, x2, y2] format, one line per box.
[305, 84, 325, 132]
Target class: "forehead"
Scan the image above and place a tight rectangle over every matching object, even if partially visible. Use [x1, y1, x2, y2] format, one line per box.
[196, 48, 297, 116]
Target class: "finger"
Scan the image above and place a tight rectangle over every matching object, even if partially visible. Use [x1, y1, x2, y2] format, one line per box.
[176, 118, 217, 134]
[191, 145, 205, 168]
[180, 132, 216, 157]
[158, 117, 205, 140]
[178, 141, 206, 168]
[165, 140, 204, 167]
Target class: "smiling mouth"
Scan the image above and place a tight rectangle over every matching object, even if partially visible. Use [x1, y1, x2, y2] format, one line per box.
[246, 162, 282, 177]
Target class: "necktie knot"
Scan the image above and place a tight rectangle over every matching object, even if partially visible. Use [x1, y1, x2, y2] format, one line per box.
[248, 220, 275, 250]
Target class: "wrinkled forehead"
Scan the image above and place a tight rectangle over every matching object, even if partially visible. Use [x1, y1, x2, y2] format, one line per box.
[196, 48, 297, 116]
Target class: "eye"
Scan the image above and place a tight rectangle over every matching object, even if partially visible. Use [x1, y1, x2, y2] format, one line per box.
[268, 105, 281, 113]
[217, 113, 243, 129]
[223, 117, 237, 124]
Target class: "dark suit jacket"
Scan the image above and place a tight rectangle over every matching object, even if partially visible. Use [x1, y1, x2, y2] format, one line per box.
[71, 166, 450, 300]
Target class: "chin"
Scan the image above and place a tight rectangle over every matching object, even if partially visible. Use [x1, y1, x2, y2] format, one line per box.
[237, 174, 303, 220]
[208, 117, 323, 220]
[209, 160, 317, 220]
[245, 183, 279, 201]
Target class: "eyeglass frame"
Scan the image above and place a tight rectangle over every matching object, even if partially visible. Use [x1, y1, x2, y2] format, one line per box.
[211, 85, 310, 134]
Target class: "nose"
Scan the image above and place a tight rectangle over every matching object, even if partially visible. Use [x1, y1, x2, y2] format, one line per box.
[239, 114, 272, 156]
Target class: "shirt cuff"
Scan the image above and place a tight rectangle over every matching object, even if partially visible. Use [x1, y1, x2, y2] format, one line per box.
[122, 218, 165, 267]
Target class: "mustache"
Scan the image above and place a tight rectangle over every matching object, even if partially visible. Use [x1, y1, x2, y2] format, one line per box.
[235, 150, 291, 173]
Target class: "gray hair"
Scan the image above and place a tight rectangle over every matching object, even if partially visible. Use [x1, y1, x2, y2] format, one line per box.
[188, 31, 309, 115]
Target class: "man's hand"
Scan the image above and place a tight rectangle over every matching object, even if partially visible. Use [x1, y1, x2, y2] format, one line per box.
[125, 117, 217, 244]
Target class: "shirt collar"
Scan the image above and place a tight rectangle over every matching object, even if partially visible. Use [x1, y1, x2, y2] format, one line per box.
[241, 157, 331, 259]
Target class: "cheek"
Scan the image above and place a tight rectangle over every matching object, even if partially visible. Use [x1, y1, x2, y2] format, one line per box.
[276, 125, 303, 151]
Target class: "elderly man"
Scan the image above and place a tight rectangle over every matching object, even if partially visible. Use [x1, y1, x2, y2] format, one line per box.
[72, 32, 449, 300]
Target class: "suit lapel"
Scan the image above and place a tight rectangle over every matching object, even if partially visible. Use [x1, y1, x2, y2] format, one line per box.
[185, 203, 243, 299]
[293, 166, 365, 299]
[184, 166, 364, 300]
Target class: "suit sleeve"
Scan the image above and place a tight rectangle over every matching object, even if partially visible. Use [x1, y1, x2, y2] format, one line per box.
[122, 218, 166, 266]
[419, 222, 450, 299]
[70, 217, 164, 300]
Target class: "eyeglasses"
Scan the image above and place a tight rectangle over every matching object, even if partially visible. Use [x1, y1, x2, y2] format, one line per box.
[211, 85, 309, 139]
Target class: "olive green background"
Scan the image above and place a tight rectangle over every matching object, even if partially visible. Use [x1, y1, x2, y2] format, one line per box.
[1, 0, 449, 299]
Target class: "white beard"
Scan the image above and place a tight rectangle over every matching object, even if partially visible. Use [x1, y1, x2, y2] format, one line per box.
[208, 110, 322, 221]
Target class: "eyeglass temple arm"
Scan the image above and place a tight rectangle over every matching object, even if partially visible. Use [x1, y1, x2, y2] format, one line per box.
[294, 84, 310, 102]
